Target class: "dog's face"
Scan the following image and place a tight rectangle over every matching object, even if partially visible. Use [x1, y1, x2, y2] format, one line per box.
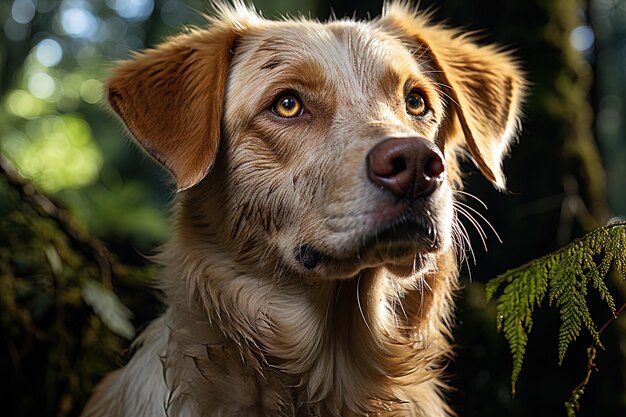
[221, 20, 454, 279]
[107, 3, 523, 281]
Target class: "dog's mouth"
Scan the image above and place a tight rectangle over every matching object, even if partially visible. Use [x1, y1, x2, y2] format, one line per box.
[361, 212, 437, 252]
[294, 212, 440, 272]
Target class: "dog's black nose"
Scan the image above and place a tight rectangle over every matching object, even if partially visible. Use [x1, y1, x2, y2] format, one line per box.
[367, 137, 445, 199]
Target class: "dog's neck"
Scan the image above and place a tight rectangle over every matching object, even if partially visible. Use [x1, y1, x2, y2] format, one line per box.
[156, 232, 457, 415]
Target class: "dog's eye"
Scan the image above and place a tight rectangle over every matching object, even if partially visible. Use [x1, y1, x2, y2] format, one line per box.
[406, 91, 428, 117]
[272, 94, 303, 118]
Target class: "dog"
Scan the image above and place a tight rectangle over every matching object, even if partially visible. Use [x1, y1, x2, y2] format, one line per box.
[82, 2, 524, 416]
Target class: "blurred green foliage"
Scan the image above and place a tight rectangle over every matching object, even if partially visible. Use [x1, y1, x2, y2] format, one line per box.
[3, 114, 103, 191]
[0, 0, 197, 251]
[0, 162, 159, 417]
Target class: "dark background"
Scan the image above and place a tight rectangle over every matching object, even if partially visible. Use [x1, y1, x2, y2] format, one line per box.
[1, 0, 625, 416]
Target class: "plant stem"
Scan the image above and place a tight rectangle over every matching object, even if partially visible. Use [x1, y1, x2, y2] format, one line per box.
[564, 301, 626, 416]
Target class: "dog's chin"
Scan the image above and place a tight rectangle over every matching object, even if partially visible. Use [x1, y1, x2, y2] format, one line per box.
[291, 216, 449, 280]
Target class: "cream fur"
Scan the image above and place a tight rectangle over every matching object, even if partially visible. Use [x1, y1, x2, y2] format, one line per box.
[82, 2, 524, 416]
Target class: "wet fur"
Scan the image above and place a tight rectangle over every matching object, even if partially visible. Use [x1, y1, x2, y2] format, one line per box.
[82, 2, 524, 416]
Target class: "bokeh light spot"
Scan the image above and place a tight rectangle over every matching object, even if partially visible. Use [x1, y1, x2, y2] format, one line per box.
[80, 79, 103, 104]
[11, 0, 36, 24]
[570, 26, 595, 52]
[106, 0, 154, 21]
[28, 72, 57, 99]
[5, 90, 46, 119]
[4, 18, 30, 41]
[61, 7, 98, 38]
[35, 38, 63, 67]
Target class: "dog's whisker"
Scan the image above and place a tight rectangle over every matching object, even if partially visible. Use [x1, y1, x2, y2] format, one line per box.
[422, 277, 432, 293]
[454, 221, 473, 266]
[452, 207, 478, 264]
[453, 200, 488, 240]
[452, 219, 475, 281]
[449, 229, 466, 262]
[410, 256, 425, 317]
[356, 274, 377, 342]
[453, 189, 489, 210]
[453, 201, 487, 239]
[409, 43, 431, 62]
[454, 204, 488, 252]
[431, 83, 461, 107]
[335, 279, 345, 307]
[455, 200, 502, 244]
[450, 222, 467, 260]
[396, 285, 408, 322]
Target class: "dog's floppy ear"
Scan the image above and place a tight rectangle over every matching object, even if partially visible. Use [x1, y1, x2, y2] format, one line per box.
[381, 3, 525, 190]
[107, 13, 252, 191]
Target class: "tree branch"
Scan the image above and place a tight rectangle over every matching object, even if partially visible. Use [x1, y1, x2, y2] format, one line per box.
[0, 153, 115, 287]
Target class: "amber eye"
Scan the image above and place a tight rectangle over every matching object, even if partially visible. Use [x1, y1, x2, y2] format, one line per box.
[272, 94, 303, 118]
[406, 90, 428, 117]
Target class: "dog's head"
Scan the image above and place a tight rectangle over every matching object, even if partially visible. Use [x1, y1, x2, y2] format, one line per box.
[107, 2, 524, 280]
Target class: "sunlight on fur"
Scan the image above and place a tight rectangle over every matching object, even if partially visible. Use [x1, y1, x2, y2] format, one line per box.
[82, 1, 525, 416]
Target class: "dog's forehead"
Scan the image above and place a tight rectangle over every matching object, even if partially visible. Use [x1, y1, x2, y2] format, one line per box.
[232, 19, 421, 85]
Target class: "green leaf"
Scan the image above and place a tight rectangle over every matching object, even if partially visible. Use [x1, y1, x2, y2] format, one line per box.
[81, 278, 135, 340]
[486, 222, 626, 394]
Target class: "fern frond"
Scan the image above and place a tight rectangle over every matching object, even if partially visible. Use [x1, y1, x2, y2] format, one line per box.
[485, 258, 549, 394]
[486, 221, 626, 393]
[554, 281, 594, 364]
